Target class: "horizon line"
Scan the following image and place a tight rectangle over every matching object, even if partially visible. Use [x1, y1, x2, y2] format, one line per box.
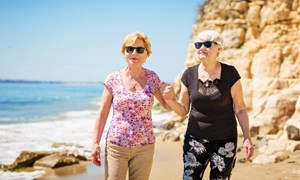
[0, 79, 103, 84]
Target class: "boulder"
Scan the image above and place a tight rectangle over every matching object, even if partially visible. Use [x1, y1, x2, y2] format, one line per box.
[5, 151, 53, 171]
[33, 153, 79, 168]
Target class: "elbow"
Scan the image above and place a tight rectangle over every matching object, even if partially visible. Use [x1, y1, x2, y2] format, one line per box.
[234, 104, 247, 114]
[234, 107, 247, 117]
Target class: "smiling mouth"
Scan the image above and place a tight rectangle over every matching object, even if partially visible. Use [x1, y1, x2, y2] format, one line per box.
[129, 58, 140, 62]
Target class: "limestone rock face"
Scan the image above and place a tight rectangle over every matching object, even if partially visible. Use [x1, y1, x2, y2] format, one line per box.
[285, 97, 300, 140]
[173, 0, 300, 136]
[165, 0, 300, 163]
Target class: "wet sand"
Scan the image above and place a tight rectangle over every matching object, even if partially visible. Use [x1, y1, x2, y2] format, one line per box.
[38, 139, 300, 180]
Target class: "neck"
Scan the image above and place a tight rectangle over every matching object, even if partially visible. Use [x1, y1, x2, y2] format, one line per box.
[124, 66, 144, 79]
[200, 61, 219, 73]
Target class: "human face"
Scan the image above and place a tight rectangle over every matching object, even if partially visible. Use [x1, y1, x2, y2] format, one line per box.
[195, 40, 219, 61]
[124, 39, 147, 66]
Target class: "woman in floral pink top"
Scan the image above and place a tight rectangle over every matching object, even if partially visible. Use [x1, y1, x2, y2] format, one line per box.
[91, 32, 170, 180]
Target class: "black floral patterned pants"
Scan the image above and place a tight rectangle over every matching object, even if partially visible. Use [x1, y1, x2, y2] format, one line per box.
[183, 135, 237, 180]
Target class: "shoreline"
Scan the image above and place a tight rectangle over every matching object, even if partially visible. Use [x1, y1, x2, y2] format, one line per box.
[38, 138, 300, 180]
[1, 109, 300, 180]
[38, 141, 184, 180]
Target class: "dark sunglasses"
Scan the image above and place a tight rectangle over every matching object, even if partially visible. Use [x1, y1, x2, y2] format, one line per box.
[125, 46, 146, 54]
[194, 41, 216, 49]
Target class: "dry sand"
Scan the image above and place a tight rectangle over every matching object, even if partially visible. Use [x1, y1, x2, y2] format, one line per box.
[38, 138, 300, 180]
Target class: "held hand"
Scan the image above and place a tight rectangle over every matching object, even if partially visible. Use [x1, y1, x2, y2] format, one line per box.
[160, 81, 168, 92]
[243, 138, 254, 161]
[91, 144, 101, 166]
[160, 82, 176, 101]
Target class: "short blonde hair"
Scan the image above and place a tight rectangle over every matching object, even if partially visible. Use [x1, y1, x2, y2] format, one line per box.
[194, 30, 223, 49]
[120, 32, 152, 57]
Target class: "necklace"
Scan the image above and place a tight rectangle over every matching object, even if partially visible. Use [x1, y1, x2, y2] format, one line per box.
[198, 62, 219, 82]
[204, 80, 213, 88]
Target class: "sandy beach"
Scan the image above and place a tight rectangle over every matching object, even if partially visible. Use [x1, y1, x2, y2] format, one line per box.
[1, 97, 297, 180]
[38, 138, 300, 180]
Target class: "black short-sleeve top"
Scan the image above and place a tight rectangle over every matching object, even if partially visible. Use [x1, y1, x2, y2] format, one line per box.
[181, 63, 241, 140]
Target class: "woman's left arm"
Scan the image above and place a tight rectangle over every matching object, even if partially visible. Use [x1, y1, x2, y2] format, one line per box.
[231, 80, 254, 160]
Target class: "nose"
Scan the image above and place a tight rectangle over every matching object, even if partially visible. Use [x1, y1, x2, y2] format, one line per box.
[199, 44, 206, 49]
[132, 50, 138, 54]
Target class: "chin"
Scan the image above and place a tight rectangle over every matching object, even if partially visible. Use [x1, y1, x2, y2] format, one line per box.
[198, 55, 207, 60]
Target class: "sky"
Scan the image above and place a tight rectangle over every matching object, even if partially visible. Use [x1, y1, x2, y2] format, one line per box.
[0, 0, 204, 82]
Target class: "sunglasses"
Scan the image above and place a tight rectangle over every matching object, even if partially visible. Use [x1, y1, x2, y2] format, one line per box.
[125, 46, 146, 54]
[194, 41, 216, 49]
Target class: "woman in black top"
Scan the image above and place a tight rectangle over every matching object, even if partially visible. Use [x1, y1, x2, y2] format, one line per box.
[162, 30, 254, 180]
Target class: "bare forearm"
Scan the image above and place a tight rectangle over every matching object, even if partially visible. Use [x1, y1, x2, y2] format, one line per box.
[93, 86, 112, 146]
[160, 101, 172, 111]
[166, 100, 189, 117]
[162, 83, 190, 116]
[93, 117, 107, 145]
[236, 109, 254, 160]
[93, 106, 110, 146]
[236, 109, 252, 141]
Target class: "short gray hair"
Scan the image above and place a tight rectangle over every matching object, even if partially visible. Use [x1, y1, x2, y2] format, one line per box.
[194, 30, 223, 48]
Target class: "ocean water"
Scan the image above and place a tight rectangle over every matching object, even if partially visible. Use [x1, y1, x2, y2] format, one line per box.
[0, 81, 171, 179]
[0, 82, 104, 179]
[0, 82, 103, 124]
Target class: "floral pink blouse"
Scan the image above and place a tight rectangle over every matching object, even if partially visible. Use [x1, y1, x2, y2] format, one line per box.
[104, 69, 161, 147]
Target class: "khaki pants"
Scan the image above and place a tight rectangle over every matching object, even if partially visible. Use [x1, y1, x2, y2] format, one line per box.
[105, 142, 154, 180]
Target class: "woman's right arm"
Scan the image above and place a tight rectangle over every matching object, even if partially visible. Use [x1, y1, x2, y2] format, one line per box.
[162, 82, 190, 117]
[91, 85, 113, 166]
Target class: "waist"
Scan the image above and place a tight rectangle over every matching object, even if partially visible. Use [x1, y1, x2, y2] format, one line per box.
[185, 117, 237, 140]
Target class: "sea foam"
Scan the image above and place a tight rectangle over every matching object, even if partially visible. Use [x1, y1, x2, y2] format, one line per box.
[0, 109, 170, 179]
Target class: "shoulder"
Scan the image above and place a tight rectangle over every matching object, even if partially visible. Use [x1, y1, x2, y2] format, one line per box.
[145, 69, 161, 90]
[220, 62, 237, 72]
[221, 62, 233, 69]
[183, 64, 199, 77]
[145, 68, 160, 79]
[105, 70, 120, 82]
[188, 64, 199, 71]
[220, 62, 240, 85]
[181, 64, 199, 87]
[108, 70, 120, 78]
[145, 68, 157, 76]
[183, 64, 198, 75]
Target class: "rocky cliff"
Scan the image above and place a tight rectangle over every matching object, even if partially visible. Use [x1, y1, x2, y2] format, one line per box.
[164, 0, 300, 164]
